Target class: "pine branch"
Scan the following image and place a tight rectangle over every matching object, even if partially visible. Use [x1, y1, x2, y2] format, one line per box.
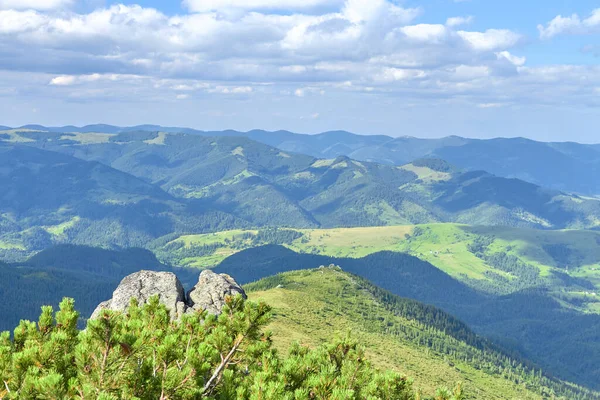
[202, 334, 245, 396]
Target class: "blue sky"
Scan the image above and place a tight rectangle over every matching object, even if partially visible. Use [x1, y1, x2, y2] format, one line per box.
[0, 0, 599, 141]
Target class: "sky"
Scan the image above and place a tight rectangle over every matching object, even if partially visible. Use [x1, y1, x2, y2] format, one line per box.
[0, 0, 599, 141]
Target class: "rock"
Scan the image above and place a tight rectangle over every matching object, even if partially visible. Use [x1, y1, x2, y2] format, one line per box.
[90, 271, 186, 320]
[187, 270, 247, 315]
[90, 269, 246, 321]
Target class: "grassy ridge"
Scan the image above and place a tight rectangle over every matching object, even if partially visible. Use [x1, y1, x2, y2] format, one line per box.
[246, 268, 597, 399]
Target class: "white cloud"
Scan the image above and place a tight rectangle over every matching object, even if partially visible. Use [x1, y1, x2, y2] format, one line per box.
[496, 51, 526, 66]
[400, 24, 447, 43]
[446, 16, 473, 27]
[375, 68, 427, 83]
[49, 74, 139, 86]
[50, 75, 77, 86]
[3, 0, 585, 115]
[294, 87, 325, 97]
[538, 8, 600, 39]
[0, 9, 46, 33]
[208, 86, 253, 94]
[280, 65, 308, 74]
[183, 0, 342, 12]
[477, 103, 504, 108]
[458, 29, 521, 51]
[342, 0, 419, 24]
[0, 0, 73, 10]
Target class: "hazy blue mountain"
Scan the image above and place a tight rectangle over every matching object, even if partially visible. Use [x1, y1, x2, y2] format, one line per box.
[15, 124, 123, 133]
[433, 138, 600, 195]
[9, 124, 600, 195]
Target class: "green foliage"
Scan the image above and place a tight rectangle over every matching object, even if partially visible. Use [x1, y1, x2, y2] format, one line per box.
[411, 159, 455, 173]
[252, 228, 304, 246]
[0, 296, 444, 399]
[466, 236, 545, 294]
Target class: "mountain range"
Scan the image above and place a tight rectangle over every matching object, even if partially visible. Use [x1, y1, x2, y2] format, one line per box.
[5, 124, 600, 196]
[2, 128, 600, 261]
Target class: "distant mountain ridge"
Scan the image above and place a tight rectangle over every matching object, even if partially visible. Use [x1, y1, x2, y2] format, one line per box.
[3, 129, 600, 262]
[5, 124, 600, 195]
[5, 131, 600, 228]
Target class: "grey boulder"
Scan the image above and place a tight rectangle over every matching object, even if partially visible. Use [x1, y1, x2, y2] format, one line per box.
[90, 269, 246, 321]
[90, 270, 186, 320]
[187, 270, 247, 315]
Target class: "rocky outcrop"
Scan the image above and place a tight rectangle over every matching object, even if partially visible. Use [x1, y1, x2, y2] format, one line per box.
[187, 270, 246, 315]
[90, 269, 246, 321]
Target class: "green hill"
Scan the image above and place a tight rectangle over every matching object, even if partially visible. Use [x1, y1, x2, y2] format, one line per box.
[246, 267, 598, 399]
[151, 224, 600, 311]
[215, 246, 600, 391]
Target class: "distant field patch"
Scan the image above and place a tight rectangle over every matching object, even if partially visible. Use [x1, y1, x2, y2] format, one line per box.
[43, 216, 81, 238]
[143, 132, 168, 145]
[311, 159, 335, 168]
[61, 132, 115, 144]
[400, 164, 452, 182]
[0, 129, 37, 143]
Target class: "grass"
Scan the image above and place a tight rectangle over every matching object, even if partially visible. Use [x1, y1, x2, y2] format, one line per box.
[0, 129, 37, 143]
[44, 216, 81, 238]
[163, 230, 258, 268]
[0, 240, 25, 251]
[311, 159, 335, 168]
[165, 224, 600, 279]
[176, 229, 257, 247]
[156, 223, 600, 312]
[61, 132, 115, 144]
[399, 164, 452, 182]
[159, 225, 492, 279]
[247, 268, 544, 399]
[143, 132, 167, 145]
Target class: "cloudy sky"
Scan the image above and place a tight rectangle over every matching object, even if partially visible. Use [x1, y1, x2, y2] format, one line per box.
[0, 0, 599, 141]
